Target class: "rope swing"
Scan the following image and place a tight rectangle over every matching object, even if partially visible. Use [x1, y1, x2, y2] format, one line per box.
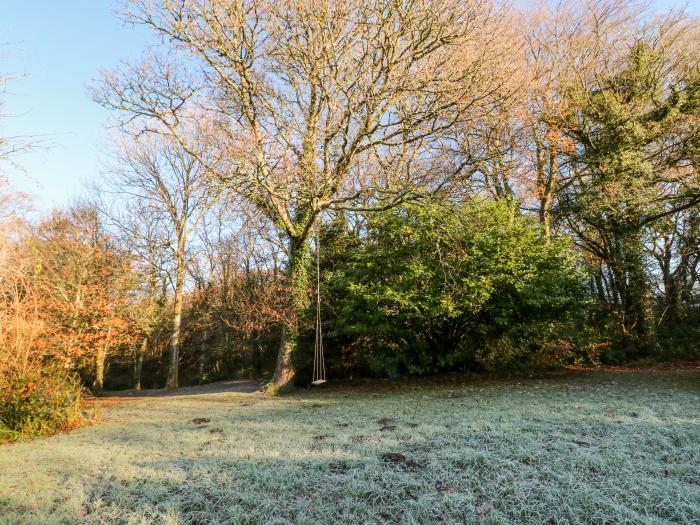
[311, 226, 326, 386]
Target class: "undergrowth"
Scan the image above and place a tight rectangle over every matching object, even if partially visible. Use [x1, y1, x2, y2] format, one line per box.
[0, 366, 86, 442]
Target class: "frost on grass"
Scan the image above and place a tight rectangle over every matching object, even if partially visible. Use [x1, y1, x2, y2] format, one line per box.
[0, 370, 699, 524]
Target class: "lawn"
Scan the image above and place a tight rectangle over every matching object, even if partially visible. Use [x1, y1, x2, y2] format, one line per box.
[1, 369, 699, 525]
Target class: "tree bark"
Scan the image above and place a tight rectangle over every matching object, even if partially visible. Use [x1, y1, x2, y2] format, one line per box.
[166, 236, 186, 389]
[270, 236, 310, 392]
[134, 337, 146, 390]
[537, 144, 557, 240]
[540, 190, 553, 240]
[93, 326, 111, 392]
[93, 345, 106, 392]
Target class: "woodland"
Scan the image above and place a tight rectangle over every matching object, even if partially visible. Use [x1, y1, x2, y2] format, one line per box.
[0, 0, 699, 440]
[1, 2, 700, 524]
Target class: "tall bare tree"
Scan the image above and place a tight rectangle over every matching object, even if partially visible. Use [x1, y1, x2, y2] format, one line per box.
[104, 134, 219, 389]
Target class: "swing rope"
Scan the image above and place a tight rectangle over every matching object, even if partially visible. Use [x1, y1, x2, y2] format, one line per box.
[312, 226, 326, 385]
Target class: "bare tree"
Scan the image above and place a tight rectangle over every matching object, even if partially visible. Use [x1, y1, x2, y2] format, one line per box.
[99, 196, 170, 390]
[104, 133, 220, 389]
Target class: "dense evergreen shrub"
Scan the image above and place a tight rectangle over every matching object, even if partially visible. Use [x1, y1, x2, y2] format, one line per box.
[321, 200, 588, 376]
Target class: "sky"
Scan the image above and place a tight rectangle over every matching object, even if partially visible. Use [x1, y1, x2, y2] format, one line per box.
[1, 1, 155, 210]
[2, 0, 699, 212]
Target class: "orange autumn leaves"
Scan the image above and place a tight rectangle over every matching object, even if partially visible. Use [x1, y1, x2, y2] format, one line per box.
[1, 203, 137, 376]
[33, 208, 137, 367]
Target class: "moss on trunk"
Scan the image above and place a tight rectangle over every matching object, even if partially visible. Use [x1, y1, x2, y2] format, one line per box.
[269, 235, 310, 392]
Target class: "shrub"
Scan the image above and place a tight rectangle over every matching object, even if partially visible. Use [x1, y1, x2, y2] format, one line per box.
[0, 365, 85, 441]
[322, 199, 588, 376]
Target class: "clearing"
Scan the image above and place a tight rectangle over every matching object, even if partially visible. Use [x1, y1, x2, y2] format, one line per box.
[1, 369, 699, 524]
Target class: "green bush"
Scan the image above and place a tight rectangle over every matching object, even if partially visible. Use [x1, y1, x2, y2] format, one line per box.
[0, 366, 84, 441]
[654, 309, 700, 362]
[322, 199, 588, 376]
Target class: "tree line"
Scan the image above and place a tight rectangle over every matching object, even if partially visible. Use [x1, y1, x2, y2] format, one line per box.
[1, 0, 698, 404]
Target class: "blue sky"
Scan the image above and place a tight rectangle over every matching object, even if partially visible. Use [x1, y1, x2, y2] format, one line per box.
[1, 1, 155, 210]
[2, 0, 699, 211]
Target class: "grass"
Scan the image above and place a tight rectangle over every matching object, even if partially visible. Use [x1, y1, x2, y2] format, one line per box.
[0, 369, 698, 524]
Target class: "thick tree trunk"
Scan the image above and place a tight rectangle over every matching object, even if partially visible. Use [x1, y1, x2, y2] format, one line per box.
[134, 337, 146, 390]
[93, 345, 106, 392]
[166, 239, 186, 390]
[270, 236, 310, 392]
[593, 264, 607, 305]
[662, 281, 681, 327]
[659, 236, 682, 328]
[534, 138, 556, 241]
[539, 146, 557, 240]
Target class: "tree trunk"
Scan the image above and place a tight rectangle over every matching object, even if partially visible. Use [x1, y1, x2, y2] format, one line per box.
[659, 235, 682, 328]
[538, 145, 557, 240]
[134, 337, 146, 390]
[93, 345, 106, 392]
[662, 280, 680, 327]
[93, 326, 111, 392]
[166, 238, 186, 390]
[270, 236, 310, 392]
[593, 263, 607, 305]
[254, 340, 263, 378]
[199, 328, 208, 384]
[619, 233, 649, 357]
[540, 191, 553, 240]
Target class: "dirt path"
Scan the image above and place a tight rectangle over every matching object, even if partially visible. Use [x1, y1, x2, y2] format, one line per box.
[95, 378, 261, 399]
